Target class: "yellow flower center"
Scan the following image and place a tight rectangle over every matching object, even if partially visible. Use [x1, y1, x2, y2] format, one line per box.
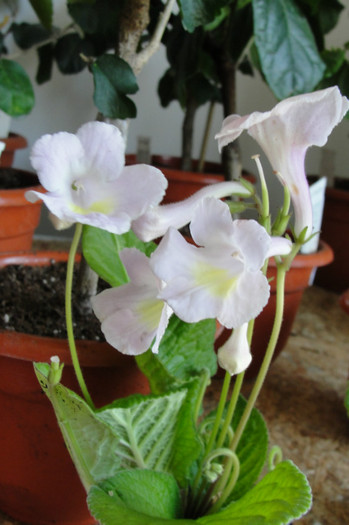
[136, 298, 163, 330]
[193, 261, 239, 297]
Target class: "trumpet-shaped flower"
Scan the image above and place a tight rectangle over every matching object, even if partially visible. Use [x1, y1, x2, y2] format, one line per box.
[132, 180, 251, 242]
[151, 198, 292, 329]
[217, 323, 251, 375]
[26, 122, 168, 233]
[215, 86, 349, 237]
[92, 248, 172, 355]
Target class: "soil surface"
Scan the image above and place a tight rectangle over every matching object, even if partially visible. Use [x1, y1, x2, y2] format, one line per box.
[0, 262, 108, 340]
[0, 167, 39, 189]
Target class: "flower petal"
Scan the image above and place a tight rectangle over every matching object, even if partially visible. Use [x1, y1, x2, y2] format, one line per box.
[76, 122, 125, 181]
[217, 323, 252, 375]
[132, 181, 250, 242]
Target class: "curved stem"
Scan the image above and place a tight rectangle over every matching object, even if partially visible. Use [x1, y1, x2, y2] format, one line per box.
[65, 223, 95, 409]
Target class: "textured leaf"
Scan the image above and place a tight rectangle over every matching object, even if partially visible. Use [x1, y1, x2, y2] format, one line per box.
[178, 0, 228, 32]
[97, 382, 202, 485]
[88, 484, 195, 525]
[82, 225, 156, 287]
[198, 460, 312, 524]
[0, 59, 34, 116]
[91, 470, 182, 520]
[253, 0, 325, 99]
[34, 363, 122, 488]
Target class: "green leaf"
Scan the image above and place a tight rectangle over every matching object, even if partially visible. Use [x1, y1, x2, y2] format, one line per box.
[28, 0, 53, 30]
[36, 42, 54, 84]
[136, 316, 217, 394]
[98, 382, 202, 486]
[87, 484, 195, 525]
[198, 460, 312, 524]
[253, 0, 326, 99]
[92, 54, 138, 119]
[11, 23, 51, 49]
[82, 225, 156, 287]
[34, 362, 122, 488]
[90, 470, 182, 520]
[54, 33, 92, 74]
[178, 0, 228, 32]
[202, 395, 268, 501]
[0, 59, 35, 116]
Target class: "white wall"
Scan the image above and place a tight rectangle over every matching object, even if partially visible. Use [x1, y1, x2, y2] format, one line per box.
[7, 1, 349, 237]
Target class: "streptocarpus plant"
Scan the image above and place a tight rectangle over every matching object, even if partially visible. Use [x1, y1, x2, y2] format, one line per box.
[28, 86, 348, 524]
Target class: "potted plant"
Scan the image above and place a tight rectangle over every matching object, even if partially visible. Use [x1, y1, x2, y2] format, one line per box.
[6, 87, 345, 524]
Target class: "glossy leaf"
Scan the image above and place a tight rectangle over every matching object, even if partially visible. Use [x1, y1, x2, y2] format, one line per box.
[178, 0, 228, 32]
[54, 33, 92, 74]
[0, 59, 35, 116]
[253, 0, 325, 99]
[11, 23, 51, 49]
[92, 54, 138, 119]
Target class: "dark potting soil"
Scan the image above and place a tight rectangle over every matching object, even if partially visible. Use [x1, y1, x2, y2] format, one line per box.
[0, 262, 108, 340]
[0, 167, 39, 189]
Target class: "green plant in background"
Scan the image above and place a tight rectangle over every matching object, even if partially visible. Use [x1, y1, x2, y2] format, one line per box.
[158, 0, 348, 177]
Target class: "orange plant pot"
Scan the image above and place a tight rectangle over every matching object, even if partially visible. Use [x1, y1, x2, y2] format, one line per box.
[214, 241, 334, 379]
[0, 133, 27, 167]
[0, 168, 43, 253]
[126, 154, 255, 204]
[0, 251, 150, 525]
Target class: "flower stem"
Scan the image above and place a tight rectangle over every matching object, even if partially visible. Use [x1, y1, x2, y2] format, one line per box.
[229, 263, 287, 453]
[65, 223, 95, 409]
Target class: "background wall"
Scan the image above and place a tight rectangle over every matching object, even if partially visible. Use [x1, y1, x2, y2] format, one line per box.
[6, 1, 349, 238]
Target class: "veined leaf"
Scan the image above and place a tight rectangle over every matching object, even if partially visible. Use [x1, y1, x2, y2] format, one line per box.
[89, 470, 183, 521]
[253, 0, 325, 99]
[198, 460, 312, 524]
[34, 362, 122, 489]
[97, 381, 203, 485]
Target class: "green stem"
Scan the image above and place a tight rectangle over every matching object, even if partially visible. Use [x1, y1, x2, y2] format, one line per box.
[215, 372, 244, 449]
[207, 452, 240, 515]
[65, 223, 95, 409]
[229, 264, 287, 453]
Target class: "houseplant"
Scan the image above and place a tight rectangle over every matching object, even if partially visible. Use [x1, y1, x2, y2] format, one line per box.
[20, 86, 348, 524]
[158, 0, 349, 179]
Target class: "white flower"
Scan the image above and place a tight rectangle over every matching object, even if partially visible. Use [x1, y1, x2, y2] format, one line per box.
[217, 323, 251, 375]
[215, 86, 349, 237]
[150, 198, 291, 329]
[92, 248, 172, 355]
[26, 122, 167, 233]
[132, 180, 251, 242]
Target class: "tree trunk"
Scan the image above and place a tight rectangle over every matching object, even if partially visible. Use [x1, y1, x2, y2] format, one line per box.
[181, 95, 198, 171]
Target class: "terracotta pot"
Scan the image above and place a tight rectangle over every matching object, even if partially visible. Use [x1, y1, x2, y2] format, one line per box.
[339, 289, 349, 316]
[126, 154, 255, 204]
[214, 241, 334, 379]
[313, 180, 349, 293]
[0, 168, 43, 253]
[0, 251, 150, 525]
[0, 132, 27, 167]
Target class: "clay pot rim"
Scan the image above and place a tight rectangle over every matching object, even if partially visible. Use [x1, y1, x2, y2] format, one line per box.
[0, 250, 131, 368]
[0, 167, 43, 205]
[269, 240, 333, 269]
[0, 132, 27, 150]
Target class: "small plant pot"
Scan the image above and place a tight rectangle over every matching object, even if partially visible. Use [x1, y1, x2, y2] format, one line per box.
[0, 168, 43, 253]
[0, 251, 150, 525]
[0, 132, 27, 167]
[214, 241, 334, 379]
